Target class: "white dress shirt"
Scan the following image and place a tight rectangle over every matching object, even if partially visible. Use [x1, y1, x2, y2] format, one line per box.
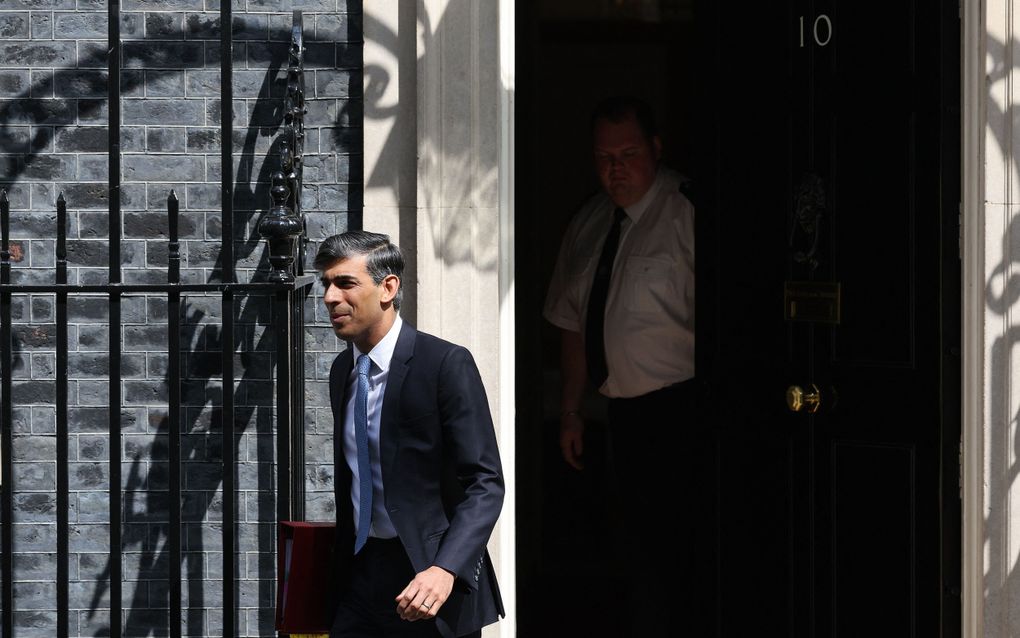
[343, 314, 403, 539]
[544, 168, 695, 398]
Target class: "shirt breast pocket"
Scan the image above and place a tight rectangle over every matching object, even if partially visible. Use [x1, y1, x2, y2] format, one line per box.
[621, 256, 675, 312]
[567, 252, 595, 279]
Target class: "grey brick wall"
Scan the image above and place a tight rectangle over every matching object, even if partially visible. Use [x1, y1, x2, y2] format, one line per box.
[0, 0, 358, 634]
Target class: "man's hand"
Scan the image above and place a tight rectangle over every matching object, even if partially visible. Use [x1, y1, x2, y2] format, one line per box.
[558, 330, 587, 471]
[395, 565, 455, 621]
[560, 412, 585, 470]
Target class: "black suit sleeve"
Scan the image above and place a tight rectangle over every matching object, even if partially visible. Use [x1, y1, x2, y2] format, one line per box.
[431, 345, 505, 590]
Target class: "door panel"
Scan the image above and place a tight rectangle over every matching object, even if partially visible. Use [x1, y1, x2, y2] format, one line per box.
[829, 1, 915, 72]
[716, 431, 798, 636]
[830, 115, 916, 366]
[830, 442, 915, 636]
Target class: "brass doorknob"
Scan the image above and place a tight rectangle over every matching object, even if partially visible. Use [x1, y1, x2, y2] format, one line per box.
[787, 384, 821, 413]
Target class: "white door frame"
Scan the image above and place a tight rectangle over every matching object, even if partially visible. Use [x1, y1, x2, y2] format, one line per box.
[497, 0, 516, 636]
[961, 0, 985, 635]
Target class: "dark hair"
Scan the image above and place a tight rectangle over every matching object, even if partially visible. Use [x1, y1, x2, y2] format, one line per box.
[314, 231, 405, 310]
[590, 95, 658, 143]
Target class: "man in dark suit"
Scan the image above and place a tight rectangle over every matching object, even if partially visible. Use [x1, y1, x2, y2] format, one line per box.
[316, 231, 504, 638]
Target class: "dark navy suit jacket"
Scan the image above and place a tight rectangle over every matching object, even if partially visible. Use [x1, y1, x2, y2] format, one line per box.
[330, 321, 505, 637]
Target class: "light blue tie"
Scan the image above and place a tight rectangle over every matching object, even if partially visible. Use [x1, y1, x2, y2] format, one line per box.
[354, 354, 373, 554]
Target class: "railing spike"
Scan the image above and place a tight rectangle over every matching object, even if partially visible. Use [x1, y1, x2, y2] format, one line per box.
[57, 191, 65, 204]
[0, 189, 7, 203]
[168, 188, 180, 286]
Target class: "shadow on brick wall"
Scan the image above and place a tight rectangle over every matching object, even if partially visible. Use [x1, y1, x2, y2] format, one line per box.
[0, 7, 358, 636]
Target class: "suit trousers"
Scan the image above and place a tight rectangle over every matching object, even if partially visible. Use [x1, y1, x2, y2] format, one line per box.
[331, 537, 477, 638]
[607, 378, 711, 637]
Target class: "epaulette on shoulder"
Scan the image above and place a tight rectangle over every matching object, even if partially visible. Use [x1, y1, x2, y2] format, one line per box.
[677, 179, 696, 208]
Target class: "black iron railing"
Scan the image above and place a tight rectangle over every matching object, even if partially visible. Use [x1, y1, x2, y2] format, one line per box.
[0, 7, 311, 638]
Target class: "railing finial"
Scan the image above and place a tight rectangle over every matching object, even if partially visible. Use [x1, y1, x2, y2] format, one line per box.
[285, 9, 306, 275]
[258, 172, 302, 283]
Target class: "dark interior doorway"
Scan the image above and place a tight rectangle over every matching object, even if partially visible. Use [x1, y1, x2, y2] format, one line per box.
[515, 1, 962, 636]
[514, 2, 698, 636]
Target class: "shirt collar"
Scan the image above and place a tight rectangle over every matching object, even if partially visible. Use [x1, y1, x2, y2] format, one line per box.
[351, 314, 403, 375]
[620, 168, 663, 225]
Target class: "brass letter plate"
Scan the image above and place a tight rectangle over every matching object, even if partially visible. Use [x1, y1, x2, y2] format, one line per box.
[784, 281, 841, 324]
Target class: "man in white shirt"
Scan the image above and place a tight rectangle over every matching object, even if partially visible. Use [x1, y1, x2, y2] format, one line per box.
[544, 96, 698, 635]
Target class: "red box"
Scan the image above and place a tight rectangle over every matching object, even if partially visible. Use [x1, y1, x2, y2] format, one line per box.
[276, 521, 337, 634]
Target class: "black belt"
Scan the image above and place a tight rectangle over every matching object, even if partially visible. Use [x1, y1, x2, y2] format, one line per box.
[609, 377, 697, 403]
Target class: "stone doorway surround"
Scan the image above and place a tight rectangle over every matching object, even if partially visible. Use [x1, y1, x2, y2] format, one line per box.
[963, 0, 1020, 635]
[360, 2, 515, 636]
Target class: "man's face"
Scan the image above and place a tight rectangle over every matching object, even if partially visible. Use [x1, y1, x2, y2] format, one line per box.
[320, 255, 398, 350]
[593, 116, 662, 208]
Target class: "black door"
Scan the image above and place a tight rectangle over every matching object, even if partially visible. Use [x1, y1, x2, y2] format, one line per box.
[697, 1, 961, 635]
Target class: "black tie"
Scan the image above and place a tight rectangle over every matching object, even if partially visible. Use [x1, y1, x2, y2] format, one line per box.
[585, 207, 627, 388]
